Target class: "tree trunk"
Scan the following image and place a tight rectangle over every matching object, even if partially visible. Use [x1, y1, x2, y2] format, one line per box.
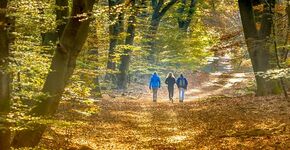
[238, 0, 282, 96]
[106, 0, 124, 71]
[12, 0, 96, 148]
[177, 0, 197, 32]
[41, 0, 69, 46]
[0, 0, 11, 149]
[94, 73, 102, 97]
[56, 0, 69, 39]
[147, 12, 161, 64]
[88, 48, 102, 97]
[146, 0, 177, 64]
[118, 0, 137, 89]
[283, 1, 290, 62]
[0, 0, 9, 113]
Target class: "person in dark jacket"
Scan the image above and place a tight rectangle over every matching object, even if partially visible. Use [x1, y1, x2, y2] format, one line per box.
[176, 74, 188, 102]
[149, 72, 161, 102]
[165, 72, 176, 102]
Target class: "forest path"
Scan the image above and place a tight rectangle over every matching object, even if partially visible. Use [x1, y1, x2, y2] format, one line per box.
[185, 72, 253, 100]
[49, 72, 290, 149]
[137, 71, 253, 103]
[64, 93, 290, 149]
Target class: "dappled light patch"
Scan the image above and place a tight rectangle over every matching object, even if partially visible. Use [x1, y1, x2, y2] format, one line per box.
[166, 135, 187, 143]
[233, 120, 246, 129]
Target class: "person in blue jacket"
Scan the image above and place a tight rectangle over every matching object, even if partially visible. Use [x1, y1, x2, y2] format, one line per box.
[176, 74, 188, 102]
[149, 72, 161, 102]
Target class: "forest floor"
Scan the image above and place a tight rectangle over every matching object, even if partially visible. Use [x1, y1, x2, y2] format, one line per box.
[41, 72, 290, 150]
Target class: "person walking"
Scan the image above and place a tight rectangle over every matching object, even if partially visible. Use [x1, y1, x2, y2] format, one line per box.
[165, 72, 176, 102]
[176, 74, 188, 102]
[149, 72, 161, 102]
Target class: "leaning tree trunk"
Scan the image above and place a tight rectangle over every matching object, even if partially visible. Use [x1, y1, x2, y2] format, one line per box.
[41, 0, 69, 46]
[56, 0, 69, 39]
[238, 0, 282, 96]
[146, 0, 177, 64]
[0, 1, 11, 149]
[118, 0, 137, 89]
[177, 0, 197, 32]
[11, 0, 96, 148]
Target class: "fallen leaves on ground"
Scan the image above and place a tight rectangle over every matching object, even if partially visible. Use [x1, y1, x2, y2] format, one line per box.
[40, 72, 290, 149]
[41, 95, 290, 149]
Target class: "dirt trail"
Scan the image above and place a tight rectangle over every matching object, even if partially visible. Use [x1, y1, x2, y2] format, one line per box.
[44, 72, 290, 149]
[138, 72, 253, 102]
[185, 72, 253, 99]
[58, 94, 290, 149]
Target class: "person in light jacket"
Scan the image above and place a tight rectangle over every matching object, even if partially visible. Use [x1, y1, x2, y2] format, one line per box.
[176, 74, 188, 102]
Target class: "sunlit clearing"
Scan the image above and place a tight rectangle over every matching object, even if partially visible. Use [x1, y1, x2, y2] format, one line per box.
[187, 89, 202, 93]
[223, 73, 246, 88]
[233, 73, 246, 78]
[166, 135, 187, 143]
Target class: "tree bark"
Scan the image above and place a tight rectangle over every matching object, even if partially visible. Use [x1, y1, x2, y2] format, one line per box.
[273, 19, 288, 99]
[94, 71, 102, 97]
[283, 1, 290, 62]
[0, 0, 9, 114]
[147, 11, 161, 64]
[177, 0, 197, 32]
[146, 0, 177, 64]
[88, 48, 102, 97]
[41, 0, 69, 46]
[107, 0, 125, 71]
[56, 0, 69, 39]
[0, 0, 11, 149]
[105, 0, 125, 82]
[12, 0, 96, 148]
[238, 0, 282, 96]
[118, 0, 137, 89]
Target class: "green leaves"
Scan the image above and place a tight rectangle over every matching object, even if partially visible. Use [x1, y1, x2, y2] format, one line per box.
[157, 17, 216, 70]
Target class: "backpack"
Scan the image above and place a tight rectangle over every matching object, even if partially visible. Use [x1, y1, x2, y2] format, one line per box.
[179, 78, 185, 87]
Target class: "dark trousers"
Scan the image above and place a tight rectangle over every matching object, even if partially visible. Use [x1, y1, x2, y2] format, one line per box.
[168, 86, 174, 99]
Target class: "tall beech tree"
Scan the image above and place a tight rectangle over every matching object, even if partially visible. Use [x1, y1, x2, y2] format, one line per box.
[12, 0, 96, 147]
[147, 0, 177, 63]
[55, 0, 69, 39]
[0, 1, 11, 149]
[282, 0, 290, 62]
[0, 0, 9, 113]
[107, 0, 125, 72]
[87, 25, 102, 97]
[238, 0, 282, 96]
[41, 0, 69, 45]
[177, 0, 197, 32]
[118, 0, 137, 89]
